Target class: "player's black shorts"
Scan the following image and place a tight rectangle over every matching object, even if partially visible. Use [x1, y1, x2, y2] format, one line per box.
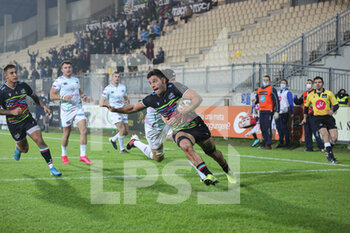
[314, 115, 337, 130]
[8, 115, 40, 142]
[173, 117, 211, 144]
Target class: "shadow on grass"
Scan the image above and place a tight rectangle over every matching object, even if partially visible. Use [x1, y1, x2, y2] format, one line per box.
[238, 179, 350, 232]
[25, 175, 108, 220]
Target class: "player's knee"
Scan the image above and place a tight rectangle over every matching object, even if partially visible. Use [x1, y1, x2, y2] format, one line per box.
[152, 149, 164, 162]
[176, 136, 193, 148]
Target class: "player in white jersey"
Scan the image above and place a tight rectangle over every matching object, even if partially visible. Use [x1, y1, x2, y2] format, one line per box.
[126, 69, 207, 181]
[100, 71, 130, 153]
[50, 61, 92, 165]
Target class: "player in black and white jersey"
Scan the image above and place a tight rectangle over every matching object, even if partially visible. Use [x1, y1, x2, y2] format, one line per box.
[0, 64, 61, 176]
[105, 69, 236, 186]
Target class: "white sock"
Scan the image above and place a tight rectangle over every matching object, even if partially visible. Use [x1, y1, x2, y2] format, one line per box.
[324, 142, 331, 148]
[49, 164, 54, 169]
[134, 140, 153, 159]
[118, 135, 125, 151]
[112, 133, 119, 142]
[80, 144, 87, 157]
[61, 145, 67, 156]
[188, 160, 206, 180]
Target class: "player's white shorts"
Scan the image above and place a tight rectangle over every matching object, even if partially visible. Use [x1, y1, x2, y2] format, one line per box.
[145, 125, 172, 150]
[61, 108, 87, 127]
[109, 112, 128, 125]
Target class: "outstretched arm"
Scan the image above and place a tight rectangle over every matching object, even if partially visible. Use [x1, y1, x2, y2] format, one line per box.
[106, 102, 146, 114]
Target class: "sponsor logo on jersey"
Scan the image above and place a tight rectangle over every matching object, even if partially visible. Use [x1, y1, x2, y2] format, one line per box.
[21, 89, 25, 94]
[169, 93, 175, 100]
[315, 100, 326, 110]
[260, 95, 266, 103]
[322, 94, 327, 98]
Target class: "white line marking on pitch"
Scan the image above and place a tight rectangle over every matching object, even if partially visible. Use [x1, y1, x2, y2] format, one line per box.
[1, 132, 349, 167]
[0, 156, 105, 160]
[0, 168, 349, 182]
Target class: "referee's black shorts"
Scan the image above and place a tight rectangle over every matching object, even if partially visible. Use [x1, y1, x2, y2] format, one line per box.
[314, 115, 337, 130]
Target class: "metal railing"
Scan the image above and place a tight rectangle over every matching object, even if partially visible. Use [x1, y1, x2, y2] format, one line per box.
[114, 63, 350, 94]
[266, 7, 350, 66]
[1, 63, 349, 103]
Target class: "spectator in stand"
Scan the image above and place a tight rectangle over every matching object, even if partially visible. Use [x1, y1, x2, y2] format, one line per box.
[22, 67, 29, 79]
[166, 12, 176, 26]
[40, 66, 47, 78]
[148, 0, 157, 20]
[153, 47, 165, 64]
[146, 38, 154, 61]
[137, 51, 147, 66]
[181, 5, 193, 24]
[276, 79, 294, 148]
[140, 28, 149, 46]
[119, 39, 126, 54]
[46, 65, 53, 78]
[158, 15, 165, 32]
[28, 50, 39, 70]
[335, 89, 349, 107]
[31, 67, 40, 80]
[150, 22, 161, 39]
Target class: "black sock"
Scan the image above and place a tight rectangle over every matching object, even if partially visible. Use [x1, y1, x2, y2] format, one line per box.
[40, 146, 53, 166]
[220, 160, 230, 173]
[197, 162, 212, 176]
[252, 133, 257, 140]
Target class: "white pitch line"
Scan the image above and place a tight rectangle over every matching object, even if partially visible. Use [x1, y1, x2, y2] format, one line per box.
[1, 132, 349, 167]
[0, 156, 105, 160]
[0, 168, 350, 182]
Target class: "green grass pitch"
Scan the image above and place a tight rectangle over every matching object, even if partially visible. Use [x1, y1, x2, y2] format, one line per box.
[0, 130, 349, 233]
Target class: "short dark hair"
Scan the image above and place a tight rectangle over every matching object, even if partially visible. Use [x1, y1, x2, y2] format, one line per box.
[147, 69, 168, 81]
[4, 64, 16, 72]
[113, 71, 120, 75]
[263, 75, 271, 81]
[281, 79, 288, 85]
[307, 79, 313, 83]
[61, 60, 72, 67]
[314, 76, 324, 84]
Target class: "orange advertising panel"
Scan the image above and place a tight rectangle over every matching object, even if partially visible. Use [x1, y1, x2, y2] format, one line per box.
[196, 106, 304, 141]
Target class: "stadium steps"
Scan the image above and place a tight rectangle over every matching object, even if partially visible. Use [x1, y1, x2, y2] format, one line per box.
[153, 0, 349, 68]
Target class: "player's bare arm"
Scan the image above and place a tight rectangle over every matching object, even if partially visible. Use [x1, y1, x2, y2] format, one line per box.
[79, 88, 87, 102]
[0, 108, 23, 116]
[124, 95, 130, 105]
[50, 88, 72, 101]
[31, 94, 51, 115]
[107, 101, 146, 114]
[100, 96, 111, 108]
